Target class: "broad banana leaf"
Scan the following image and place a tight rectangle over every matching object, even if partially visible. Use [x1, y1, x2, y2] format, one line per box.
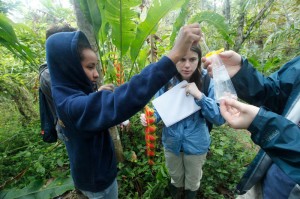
[169, 0, 189, 47]
[0, 13, 36, 67]
[0, 177, 74, 199]
[130, 0, 185, 62]
[78, 0, 102, 38]
[189, 11, 233, 45]
[99, 0, 140, 56]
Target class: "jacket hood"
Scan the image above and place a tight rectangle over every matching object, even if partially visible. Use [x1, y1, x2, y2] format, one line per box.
[46, 31, 93, 94]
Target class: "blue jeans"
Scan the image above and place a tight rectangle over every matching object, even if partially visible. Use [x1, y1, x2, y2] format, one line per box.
[80, 178, 118, 199]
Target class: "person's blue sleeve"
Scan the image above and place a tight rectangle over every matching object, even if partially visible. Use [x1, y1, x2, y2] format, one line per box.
[231, 57, 300, 114]
[248, 107, 300, 184]
[195, 80, 225, 126]
[67, 56, 177, 133]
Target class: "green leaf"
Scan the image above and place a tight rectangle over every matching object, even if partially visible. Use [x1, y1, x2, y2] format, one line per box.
[79, 0, 93, 24]
[0, 13, 18, 42]
[0, 13, 37, 67]
[101, 0, 140, 55]
[0, 177, 74, 199]
[189, 11, 233, 45]
[214, 148, 224, 156]
[57, 159, 64, 167]
[78, 0, 102, 39]
[135, 45, 149, 72]
[88, 0, 102, 36]
[169, 0, 190, 46]
[130, 0, 185, 63]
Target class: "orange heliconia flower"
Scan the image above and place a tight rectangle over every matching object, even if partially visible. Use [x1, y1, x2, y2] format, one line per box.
[145, 105, 154, 117]
[144, 105, 157, 165]
[145, 125, 156, 134]
[146, 117, 155, 125]
[114, 62, 124, 86]
[145, 134, 156, 142]
[146, 143, 155, 149]
[147, 150, 155, 157]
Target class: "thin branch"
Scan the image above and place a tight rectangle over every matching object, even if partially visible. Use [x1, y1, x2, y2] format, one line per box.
[243, 0, 275, 40]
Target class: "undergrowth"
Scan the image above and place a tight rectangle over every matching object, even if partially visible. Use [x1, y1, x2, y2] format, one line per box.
[0, 108, 257, 199]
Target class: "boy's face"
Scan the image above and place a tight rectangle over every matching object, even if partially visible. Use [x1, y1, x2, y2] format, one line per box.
[81, 49, 99, 84]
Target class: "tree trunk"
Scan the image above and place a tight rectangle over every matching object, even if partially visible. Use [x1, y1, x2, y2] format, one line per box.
[223, 0, 231, 50]
[72, 0, 98, 54]
[109, 126, 124, 162]
[200, 0, 206, 10]
[71, 0, 124, 162]
[213, 0, 217, 12]
[233, 0, 245, 53]
[233, 0, 275, 52]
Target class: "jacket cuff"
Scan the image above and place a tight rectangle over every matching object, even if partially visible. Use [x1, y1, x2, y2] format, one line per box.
[194, 93, 206, 106]
[248, 107, 279, 146]
[231, 57, 250, 83]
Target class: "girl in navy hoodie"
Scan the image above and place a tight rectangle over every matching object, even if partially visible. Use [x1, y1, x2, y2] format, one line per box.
[46, 24, 202, 198]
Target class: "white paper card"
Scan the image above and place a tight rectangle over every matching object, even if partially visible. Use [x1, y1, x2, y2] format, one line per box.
[152, 80, 201, 127]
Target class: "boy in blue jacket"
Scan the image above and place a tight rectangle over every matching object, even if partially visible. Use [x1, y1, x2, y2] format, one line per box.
[203, 50, 300, 199]
[46, 23, 202, 198]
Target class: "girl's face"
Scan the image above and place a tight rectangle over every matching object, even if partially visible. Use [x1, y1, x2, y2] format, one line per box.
[176, 50, 199, 81]
[81, 48, 99, 84]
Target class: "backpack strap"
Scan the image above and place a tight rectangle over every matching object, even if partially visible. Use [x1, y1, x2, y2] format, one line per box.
[163, 78, 176, 92]
[39, 63, 48, 79]
[202, 73, 211, 97]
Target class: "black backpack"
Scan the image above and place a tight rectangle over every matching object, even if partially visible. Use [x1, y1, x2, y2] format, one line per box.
[38, 64, 58, 143]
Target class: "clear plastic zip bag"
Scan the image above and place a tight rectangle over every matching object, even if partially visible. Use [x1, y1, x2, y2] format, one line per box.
[205, 49, 237, 102]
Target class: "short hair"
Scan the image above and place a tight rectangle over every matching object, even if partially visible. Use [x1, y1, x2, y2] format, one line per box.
[46, 24, 77, 39]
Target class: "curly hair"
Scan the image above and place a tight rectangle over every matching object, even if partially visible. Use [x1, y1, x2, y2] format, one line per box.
[46, 24, 76, 39]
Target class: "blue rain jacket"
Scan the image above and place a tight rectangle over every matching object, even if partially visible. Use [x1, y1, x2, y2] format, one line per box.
[232, 56, 300, 197]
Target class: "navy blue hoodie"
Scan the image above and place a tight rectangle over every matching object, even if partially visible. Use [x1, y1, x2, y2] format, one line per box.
[46, 31, 177, 192]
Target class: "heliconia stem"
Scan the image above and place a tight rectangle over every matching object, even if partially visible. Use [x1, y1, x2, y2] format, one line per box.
[148, 159, 155, 165]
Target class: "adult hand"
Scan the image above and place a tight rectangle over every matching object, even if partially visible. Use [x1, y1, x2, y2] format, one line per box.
[201, 50, 242, 78]
[220, 98, 259, 129]
[182, 82, 203, 100]
[98, 83, 115, 92]
[168, 23, 202, 64]
[140, 113, 148, 127]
